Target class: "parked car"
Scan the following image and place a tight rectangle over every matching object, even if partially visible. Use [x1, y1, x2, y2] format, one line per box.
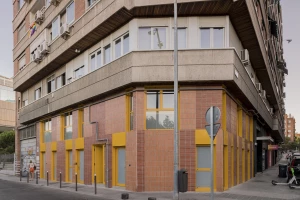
[287, 156, 300, 182]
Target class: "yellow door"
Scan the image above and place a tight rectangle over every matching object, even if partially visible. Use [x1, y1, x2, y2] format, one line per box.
[92, 145, 105, 184]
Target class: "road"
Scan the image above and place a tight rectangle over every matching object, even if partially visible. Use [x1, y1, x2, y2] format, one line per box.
[0, 179, 111, 200]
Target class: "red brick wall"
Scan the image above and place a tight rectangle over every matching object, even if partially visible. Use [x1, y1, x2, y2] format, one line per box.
[75, 0, 85, 20]
[179, 130, 195, 191]
[180, 90, 196, 130]
[144, 130, 173, 191]
[13, 30, 18, 47]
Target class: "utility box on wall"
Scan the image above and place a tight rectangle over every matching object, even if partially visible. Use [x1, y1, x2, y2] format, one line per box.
[178, 169, 188, 193]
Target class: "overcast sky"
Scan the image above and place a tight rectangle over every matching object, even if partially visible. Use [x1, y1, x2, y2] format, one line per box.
[281, 0, 300, 131]
[0, 1, 13, 78]
[0, 1, 298, 129]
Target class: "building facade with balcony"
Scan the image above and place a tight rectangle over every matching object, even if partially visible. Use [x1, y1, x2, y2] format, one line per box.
[284, 114, 296, 142]
[13, 0, 286, 192]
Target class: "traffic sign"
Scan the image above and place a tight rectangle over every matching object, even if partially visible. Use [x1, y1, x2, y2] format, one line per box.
[205, 106, 221, 124]
[205, 124, 221, 139]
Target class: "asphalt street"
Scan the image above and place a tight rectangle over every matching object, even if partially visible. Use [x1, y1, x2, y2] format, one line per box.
[0, 179, 111, 200]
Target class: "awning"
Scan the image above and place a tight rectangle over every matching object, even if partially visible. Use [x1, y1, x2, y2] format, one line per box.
[257, 136, 274, 143]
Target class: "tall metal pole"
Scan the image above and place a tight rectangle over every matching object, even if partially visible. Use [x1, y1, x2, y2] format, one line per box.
[210, 107, 214, 200]
[173, 0, 179, 200]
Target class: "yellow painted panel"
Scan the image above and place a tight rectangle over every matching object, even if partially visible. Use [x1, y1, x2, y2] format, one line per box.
[40, 143, 46, 152]
[75, 138, 84, 149]
[65, 140, 73, 150]
[51, 142, 57, 151]
[195, 130, 217, 145]
[224, 145, 228, 191]
[224, 131, 228, 145]
[250, 116, 253, 142]
[112, 132, 126, 147]
[242, 149, 245, 183]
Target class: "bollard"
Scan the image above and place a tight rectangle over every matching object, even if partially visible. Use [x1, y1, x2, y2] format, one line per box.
[75, 173, 78, 191]
[148, 198, 157, 200]
[60, 172, 62, 188]
[121, 193, 129, 199]
[94, 174, 97, 194]
[36, 171, 38, 184]
[20, 170, 22, 182]
[47, 171, 49, 186]
[27, 171, 29, 183]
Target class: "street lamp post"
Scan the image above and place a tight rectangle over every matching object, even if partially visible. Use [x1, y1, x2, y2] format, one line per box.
[173, 0, 179, 200]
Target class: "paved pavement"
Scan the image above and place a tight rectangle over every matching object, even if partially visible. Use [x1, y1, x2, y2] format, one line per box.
[1, 154, 300, 200]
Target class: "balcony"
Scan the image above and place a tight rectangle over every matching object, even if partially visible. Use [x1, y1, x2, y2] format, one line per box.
[18, 49, 276, 134]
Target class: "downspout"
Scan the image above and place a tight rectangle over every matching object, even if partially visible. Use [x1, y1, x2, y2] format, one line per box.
[89, 105, 109, 188]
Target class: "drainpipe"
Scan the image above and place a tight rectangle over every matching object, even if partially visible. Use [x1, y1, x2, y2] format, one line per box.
[89, 105, 109, 188]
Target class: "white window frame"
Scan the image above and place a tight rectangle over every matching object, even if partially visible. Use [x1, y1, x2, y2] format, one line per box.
[56, 73, 66, 89]
[47, 75, 56, 94]
[66, 1, 75, 25]
[34, 88, 41, 101]
[52, 16, 60, 41]
[74, 66, 85, 79]
[113, 32, 130, 59]
[104, 44, 111, 65]
[172, 27, 187, 49]
[138, 27, 167, 50]
[19, 0, 25, 10]
[199, 27, 225, 48]
[89, 48, 102, 72]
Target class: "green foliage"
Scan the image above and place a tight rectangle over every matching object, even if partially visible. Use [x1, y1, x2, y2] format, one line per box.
[0, 130, 15, 154]
[280, 136, 300, 152]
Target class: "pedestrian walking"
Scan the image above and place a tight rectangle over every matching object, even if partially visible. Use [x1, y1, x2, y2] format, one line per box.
[28, 160, 35, 181]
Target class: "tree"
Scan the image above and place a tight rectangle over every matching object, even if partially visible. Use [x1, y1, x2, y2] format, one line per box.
[0, 130, 15, 154]
[163, 115, 174, 129]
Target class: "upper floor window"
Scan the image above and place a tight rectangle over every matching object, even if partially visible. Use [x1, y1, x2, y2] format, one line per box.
[18, 21, 26, 42]
[104, 44, 111, 64]
[139, 27, 167, 50]
[66, 1, 75, 25]
[56, 73, 66, 89]
[19, 0, 25, 10]
[200, 27, 224, 48]
[44, 119, 52, 143]
[22, 99, 28, 107]
[19, 126, 36, 140]
[18, 54, 26, 70]
[74, 66, 85, 79]
[52, 17, 60, 40]
[90, 49, 102, 71]
[146, 90, 174, 129]
[64, 112, 72, 140]
[34, 87, 41, 100]
[47, 76, 55, 94]
[178, 28, 187, 49]
[87, 0, 97, 8]
[127, 93, 134, 131]
[114, 33, 130, 59]
[46, 0, 51, 8]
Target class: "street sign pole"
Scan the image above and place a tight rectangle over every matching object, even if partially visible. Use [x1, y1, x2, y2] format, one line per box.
[173, 0, 179, 200]
[210, 106, 214, 200]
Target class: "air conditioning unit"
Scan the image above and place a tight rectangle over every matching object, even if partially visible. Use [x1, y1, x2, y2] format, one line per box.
[270, 108, 274, 115]
[33, 50, 42, 63]
[50, 0, 61, 6]
[241, 49, 250, 66]
[35, 10, 44, 24]
[283, 92, 286, 98]
[256, 83, 262, 92]
[60, 23, 70, 39]
[261, 90, 266, 99]
[40, 41, 49, 55]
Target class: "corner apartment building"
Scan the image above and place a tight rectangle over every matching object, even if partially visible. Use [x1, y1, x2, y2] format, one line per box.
[0, 76, 15, 133]
[13, 0, 287, 192]
[284, 114, 296, 141]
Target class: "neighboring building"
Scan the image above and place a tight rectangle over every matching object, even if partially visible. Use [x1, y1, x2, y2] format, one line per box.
[295, 133, 300, 140]
[13, 0, 286, 192]
[0, 75, 15, 133]
[285, 114, 296, 141]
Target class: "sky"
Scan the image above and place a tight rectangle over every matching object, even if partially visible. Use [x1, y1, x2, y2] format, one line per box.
[0, 1, 298, 129]
[0, 1, 13, 78]
[281, 0, 300, 131]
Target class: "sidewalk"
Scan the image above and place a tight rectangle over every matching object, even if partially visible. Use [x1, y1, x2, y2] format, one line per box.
[0, 155, 299, 200]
